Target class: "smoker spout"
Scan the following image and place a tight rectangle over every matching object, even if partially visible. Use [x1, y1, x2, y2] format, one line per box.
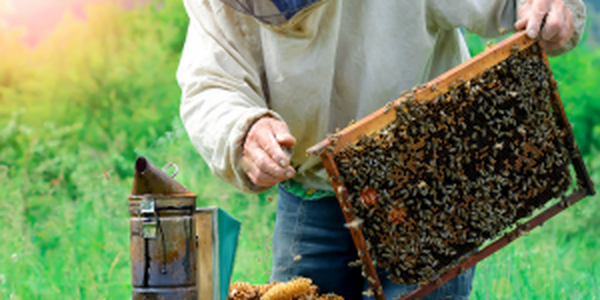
[131, 156, 191, 195]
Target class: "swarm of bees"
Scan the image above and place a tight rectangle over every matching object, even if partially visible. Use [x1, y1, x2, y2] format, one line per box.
[228, 278, 344, 300]
[333, 43, 573, 285]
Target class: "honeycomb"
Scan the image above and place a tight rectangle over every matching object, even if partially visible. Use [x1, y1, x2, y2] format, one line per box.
[332, 43, 573, 285]
[228, 278, 343, 300]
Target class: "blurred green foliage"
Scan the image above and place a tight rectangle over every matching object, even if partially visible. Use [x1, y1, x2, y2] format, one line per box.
[0, 1, 188, 178]
[0, 1, 598, 299]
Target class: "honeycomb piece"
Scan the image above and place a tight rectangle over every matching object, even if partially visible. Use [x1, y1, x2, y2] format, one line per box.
[317, 294, 345, 300]
[228, 278, 343, 300]
[261, 278, 314, 300]
[258, 282, 279, 297]
[229, 282, 258, 300]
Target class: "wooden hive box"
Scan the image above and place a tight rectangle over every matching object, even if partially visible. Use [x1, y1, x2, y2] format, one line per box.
[307, 31, 595, 300]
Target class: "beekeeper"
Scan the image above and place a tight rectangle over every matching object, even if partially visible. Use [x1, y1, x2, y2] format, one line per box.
[178, 0, 585, 299]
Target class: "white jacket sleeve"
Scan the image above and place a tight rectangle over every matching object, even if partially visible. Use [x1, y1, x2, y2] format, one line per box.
[426, 0, 518, 38]
[177, 0, 279, 193]
[427, 0, 585, 56]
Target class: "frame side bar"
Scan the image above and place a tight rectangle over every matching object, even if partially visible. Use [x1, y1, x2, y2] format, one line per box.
[321, 151, 386, 300]
[545, 75, 596, 196]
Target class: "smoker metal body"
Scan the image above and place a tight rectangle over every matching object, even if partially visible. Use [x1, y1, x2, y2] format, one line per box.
[130, 157, 198, 300]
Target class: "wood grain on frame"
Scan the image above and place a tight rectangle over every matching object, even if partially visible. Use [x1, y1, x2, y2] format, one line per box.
[196, 211, 214, 300]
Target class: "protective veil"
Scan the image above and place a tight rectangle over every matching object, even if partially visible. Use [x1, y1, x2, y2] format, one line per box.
[219, 0, 325, 25]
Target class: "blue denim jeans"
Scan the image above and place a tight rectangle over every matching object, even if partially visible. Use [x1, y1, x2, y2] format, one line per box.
[271, 185, 475, 300]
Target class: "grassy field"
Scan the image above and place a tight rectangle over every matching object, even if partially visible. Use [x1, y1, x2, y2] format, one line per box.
[1, 1, 599, 299]
[1, 120, 598, 300]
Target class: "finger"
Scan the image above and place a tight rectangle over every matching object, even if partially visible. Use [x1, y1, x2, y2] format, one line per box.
[242, 154, 290, 187]
[261, 121, 296, 168]
[525, 1, 551, 39]
[515, 0, 532, 31]
[542, 18, 573, 50]
[241, 156, 282, 187]
[257, 131, 292, 168]
[540, 4, 564, 42]
[544, 8, 574, 50]
[275, 133, 296, 148]
[515, 18, 528, 31]
[270, 120, 297, 148]
[245, 141, 290, 178]
[245, 117, 293, 168]
[544, 26, 572, 50]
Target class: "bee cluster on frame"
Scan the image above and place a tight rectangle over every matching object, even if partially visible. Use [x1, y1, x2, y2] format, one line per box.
[332, 43, 575, 286]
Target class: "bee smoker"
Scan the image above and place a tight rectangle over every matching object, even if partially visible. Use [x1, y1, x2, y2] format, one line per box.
[129, 156, 197, 299]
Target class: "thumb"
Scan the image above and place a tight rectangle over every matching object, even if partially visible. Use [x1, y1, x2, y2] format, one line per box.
[524, 1, 550, 39]
[269, 119, 296, 148]
[526, 14, 544, 39]
[275, 133, 296, 148]
[515, 18, 527, 31]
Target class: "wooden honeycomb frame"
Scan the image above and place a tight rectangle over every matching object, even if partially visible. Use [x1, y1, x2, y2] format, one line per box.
[306, 31, 595, 300]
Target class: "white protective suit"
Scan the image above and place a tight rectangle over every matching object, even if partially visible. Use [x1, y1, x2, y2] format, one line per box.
[178, 0, 586, 194]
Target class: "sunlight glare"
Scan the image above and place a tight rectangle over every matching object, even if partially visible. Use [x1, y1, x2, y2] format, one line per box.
[3, 0, 90, 45]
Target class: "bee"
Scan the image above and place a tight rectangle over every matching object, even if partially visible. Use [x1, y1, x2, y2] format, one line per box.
[384, 102, 393, 113]
[431, 82, 438, 92]
[344, 217, 364, 229]
[362, 289, 374, 297]
[357, 249, 365, 257]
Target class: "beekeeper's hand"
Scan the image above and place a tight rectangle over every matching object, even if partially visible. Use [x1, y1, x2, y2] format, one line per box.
[515, 0, 576, 51]
[242, 117, 296, 188]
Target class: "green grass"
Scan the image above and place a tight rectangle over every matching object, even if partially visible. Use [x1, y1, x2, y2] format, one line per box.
[1, 117, 598, 299]
[472, 196, 600, 300]
[0, 1, 599, 299]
